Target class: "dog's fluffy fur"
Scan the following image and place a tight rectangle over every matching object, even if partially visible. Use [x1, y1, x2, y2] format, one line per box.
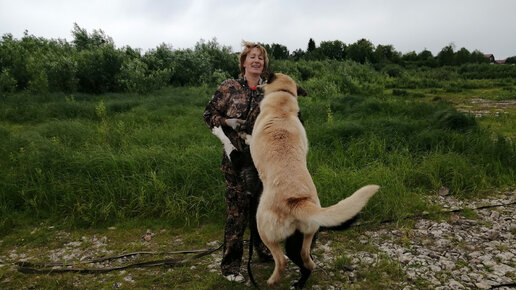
[247, 73, 379, 287]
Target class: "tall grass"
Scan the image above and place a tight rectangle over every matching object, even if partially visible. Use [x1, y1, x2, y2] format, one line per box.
[1, 81, 515, 235]
[302, 93, 514, 221]
[0, 86, 226, 233]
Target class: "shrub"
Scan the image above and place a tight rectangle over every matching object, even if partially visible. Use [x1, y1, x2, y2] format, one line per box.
[25, 56, 49, 94]
[76, 45, 124, 94]
[46, 54, 79, 93]
[0, 69, 17, 93]
[431, 108, 476, 131]
[382, 64, 404, 77]
[301, 76, 339, 99]
[117, 57, 171, 94]
[392, 89, 409, 96]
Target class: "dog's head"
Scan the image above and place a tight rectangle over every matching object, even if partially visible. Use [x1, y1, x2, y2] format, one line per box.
[263, 72, 307, 98]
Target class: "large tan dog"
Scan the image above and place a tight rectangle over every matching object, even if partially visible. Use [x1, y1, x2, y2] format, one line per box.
[245, 73, 379, 287]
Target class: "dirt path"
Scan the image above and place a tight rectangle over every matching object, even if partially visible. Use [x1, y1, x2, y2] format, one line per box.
[456, 98, 516, 117]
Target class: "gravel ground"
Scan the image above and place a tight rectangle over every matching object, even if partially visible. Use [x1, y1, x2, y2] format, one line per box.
[313, 190, 515, 289]
[2, 191, 514, 289]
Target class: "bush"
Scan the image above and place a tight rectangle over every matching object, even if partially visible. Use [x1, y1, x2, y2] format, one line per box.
[76, 45, 124, 94]
[117, 57, 171, 94]
[458, 63, 516, 79]
[46, 54, 79, 93]
[302, 76, 339, 99]
[169, 49, 212, 85]
[25, 55, 49, 94]
[382, 64, 404, 77]
[431, 108, 476, 131]
[0, 69, 17, 93]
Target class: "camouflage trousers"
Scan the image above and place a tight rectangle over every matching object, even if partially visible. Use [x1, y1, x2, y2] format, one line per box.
[221, 171, 271, 276]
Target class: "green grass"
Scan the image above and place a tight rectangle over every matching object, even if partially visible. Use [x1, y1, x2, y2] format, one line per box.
[1, 78, 516, 235]
[0, 86, 226, 233]
[0, 78, 514, 287]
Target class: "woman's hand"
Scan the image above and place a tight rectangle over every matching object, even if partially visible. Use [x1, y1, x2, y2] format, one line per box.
[224, 118, 246, 131]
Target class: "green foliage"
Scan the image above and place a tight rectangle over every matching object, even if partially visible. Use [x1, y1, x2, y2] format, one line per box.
[76, 44, 124, 93]
[438, 45, 455, 66]
[0, 68, 17, 93]
[307, 38, 316, 52]
[1, 26, 515, 233]
[319, 40, 346, 60]
[347, 38, 375, 64]
[455, 47, 471, 65]
[506, 56, 516, 64]
[193, 38, 239, 80]
[1, 73, 514, 233]
[0, 26, 510, 96]
[264, 43, 290, 60]
[0, 27, 240, 95]
[71, 23, 114, 51]
[458, 63, 516, 79]
[117, 57, 171, 94]
[270, 60, 385, 97]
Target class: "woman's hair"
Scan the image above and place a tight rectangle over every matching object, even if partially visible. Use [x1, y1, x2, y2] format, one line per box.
[239, 41, 269, 77]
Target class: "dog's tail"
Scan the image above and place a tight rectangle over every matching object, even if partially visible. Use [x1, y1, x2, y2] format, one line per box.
[296, 185, 379, 227]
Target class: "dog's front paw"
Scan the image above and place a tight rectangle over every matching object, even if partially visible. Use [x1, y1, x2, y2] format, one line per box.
[238, 132, 252, 145]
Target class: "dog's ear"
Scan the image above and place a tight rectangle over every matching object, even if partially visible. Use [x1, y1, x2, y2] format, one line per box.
[297, 85, 307, 97]
[266, 72, 276, 84]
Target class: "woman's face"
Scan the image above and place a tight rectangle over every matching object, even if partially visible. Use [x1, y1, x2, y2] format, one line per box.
[243, 47, 264, 76]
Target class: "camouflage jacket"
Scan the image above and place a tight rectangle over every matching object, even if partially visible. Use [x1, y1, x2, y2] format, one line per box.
[203, 77, 264, 172]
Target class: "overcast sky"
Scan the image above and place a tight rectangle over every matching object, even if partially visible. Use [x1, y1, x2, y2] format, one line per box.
[1, 0, 515, 59]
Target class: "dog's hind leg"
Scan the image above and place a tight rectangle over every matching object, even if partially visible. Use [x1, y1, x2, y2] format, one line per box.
[262, 239, 286, 285]
[286, 230, 312, 289]
[300, 232, 316, 271]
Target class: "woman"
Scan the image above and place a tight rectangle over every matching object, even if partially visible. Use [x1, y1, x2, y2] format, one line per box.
[203, 41, 272, 282]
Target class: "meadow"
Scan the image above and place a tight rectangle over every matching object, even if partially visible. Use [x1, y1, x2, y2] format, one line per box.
[1, 40, 516, 287]
[1, 59, 515, 237]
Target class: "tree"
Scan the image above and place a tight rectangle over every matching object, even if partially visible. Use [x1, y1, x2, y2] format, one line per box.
[269, 43, 289, 60]
[71, 23, 113, 51]
[418, 49, 437, 67]
[455, 47, 471, 65]
[373, 44, 399, 64]
[307, 38, 316, 53]
[319, 40, 346, 60]
[347, 38, 374, 64]
[290, 48, 305, 61]
[437, 45, 455, 66]
[506, 56, 516, 64]
[195, 38, 238, 77]
[470, 50, 489, 64]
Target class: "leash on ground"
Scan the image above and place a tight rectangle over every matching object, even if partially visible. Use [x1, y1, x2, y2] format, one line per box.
[16, 201, 514, 275]
[16, 243, 223, 274]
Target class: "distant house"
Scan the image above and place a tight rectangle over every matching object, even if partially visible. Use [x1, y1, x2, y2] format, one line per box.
[484, 54, 495, 63]
[495, 59, 506, 64]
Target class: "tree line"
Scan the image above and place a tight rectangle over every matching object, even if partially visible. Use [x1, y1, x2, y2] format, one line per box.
[1, 24, 514, 95]
[264, 38, 502, 67]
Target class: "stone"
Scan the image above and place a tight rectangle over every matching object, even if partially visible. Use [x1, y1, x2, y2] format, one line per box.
[440, 259, 456, 271]
[448, 279, 465, 289]
[495, 252, 514, 261]
[475, 280, 494, 289]
[491, 264, 514, 276]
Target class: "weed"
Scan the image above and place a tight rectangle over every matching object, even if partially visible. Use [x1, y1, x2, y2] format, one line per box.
[461, 208, 479, 220]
